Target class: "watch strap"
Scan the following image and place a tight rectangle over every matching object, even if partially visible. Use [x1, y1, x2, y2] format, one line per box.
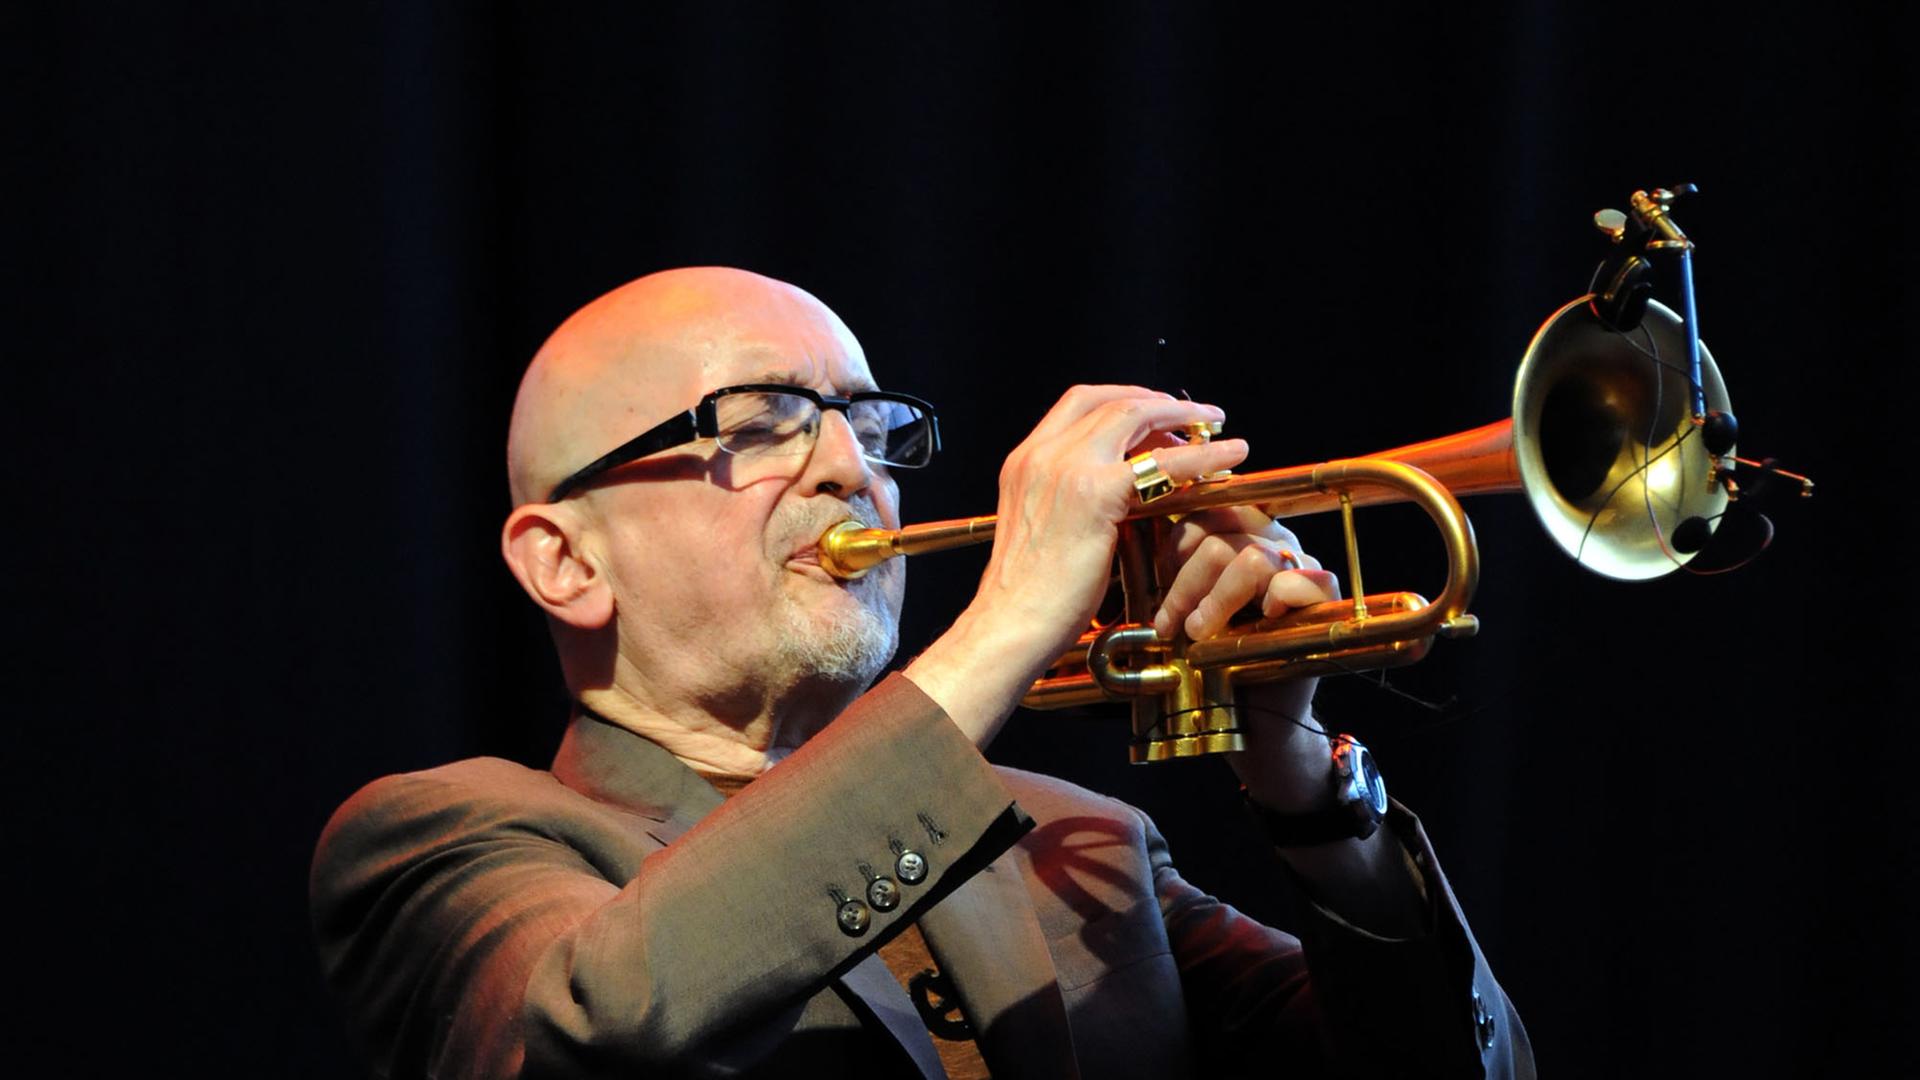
[1242, 733, 1386, 846]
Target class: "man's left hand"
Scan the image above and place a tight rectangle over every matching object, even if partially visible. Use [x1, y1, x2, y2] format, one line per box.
[1154, 505, 1429, 935]
[1152, 506, 1341, 812]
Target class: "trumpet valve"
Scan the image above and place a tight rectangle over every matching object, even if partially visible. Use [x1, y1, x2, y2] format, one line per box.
[1184, 420, 1234, 481]
[1183, 420, 1223, 443]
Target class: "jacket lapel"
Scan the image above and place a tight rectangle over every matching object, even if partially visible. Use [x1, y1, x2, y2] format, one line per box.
[918, 854, 1080, 1080]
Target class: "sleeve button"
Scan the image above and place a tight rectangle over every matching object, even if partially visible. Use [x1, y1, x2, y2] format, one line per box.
[836, 899, 872, 936]
[867, 876, 901, 911]
[895, 849, 928, 885]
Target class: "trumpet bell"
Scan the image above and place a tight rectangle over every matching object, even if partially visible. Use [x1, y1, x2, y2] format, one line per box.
[1513, 297, 1732, 581]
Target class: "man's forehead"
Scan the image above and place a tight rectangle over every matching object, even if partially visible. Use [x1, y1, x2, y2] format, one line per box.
[585, 270, 862, 383]
[681, 310, 877, 392]
[504, 268, 881, 504]
[726, 356, 882, 395]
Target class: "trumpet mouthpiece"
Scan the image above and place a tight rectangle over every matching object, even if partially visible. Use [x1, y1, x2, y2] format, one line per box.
[817, 520, 897, 580]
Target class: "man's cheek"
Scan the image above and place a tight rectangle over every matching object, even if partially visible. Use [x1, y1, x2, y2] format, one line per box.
[881, 478, 903, 527]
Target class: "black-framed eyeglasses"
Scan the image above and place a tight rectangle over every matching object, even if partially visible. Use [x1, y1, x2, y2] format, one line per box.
[547, 384, 942, 502]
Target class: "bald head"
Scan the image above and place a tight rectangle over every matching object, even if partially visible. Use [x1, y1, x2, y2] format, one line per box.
[499, 268, 904, 762]
[506, 267, 870, 506]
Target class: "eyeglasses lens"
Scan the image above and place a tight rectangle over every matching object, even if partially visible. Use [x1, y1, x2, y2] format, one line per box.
[866, 399, 934, 467]
[713, 392, 816, 456]
[714, 391, 932, 468]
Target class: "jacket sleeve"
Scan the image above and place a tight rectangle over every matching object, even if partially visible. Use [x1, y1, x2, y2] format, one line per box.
[310, 674, 1029, 1079]
[1152, 801, 1535, 1079]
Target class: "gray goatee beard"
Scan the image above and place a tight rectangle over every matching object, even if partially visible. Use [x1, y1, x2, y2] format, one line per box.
[776, 573, 899, 684]
[774, 495, 901, 685]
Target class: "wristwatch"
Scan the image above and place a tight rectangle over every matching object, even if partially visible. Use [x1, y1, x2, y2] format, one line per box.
[1244, 733, 1388, 845]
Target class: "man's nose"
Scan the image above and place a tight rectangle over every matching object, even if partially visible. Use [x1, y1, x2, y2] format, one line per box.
[801, 408, 875, 496]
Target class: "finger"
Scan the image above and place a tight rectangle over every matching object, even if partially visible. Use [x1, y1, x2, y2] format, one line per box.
[1163, 514, 1323, 595]
[1131, 438, 1248, 487]
[1254, 521, 1325, 571]
[1152, 535, 1273, 640]
[1029, 385, 1177, 439]
[1265, 520, 1303, 551]
[1184, 543, 1304, 640]
[1152, 533, 1243, 638]
[1127, 429, 1190, 454]
[1166, 507, 1290, 563]
[1072, 395, 1229, 458]
[1262, 568, 1342, 617]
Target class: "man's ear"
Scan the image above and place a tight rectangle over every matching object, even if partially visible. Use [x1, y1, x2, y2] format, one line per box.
[501, 504, 614, 630]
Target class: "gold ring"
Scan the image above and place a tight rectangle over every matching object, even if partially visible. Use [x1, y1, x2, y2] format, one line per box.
[1276, 550, 1301, 570]
[1129, 452, 1175, 504]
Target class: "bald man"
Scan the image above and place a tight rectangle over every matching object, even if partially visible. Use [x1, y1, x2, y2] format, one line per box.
[312, 269, 1533, 1078]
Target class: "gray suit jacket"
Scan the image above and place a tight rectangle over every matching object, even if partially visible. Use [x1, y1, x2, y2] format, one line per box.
[312, 674, 1532, 1078]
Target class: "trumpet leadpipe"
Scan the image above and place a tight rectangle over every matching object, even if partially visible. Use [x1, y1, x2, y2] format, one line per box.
[817, 516, 998, 579]
[816, 421, 1516, 582]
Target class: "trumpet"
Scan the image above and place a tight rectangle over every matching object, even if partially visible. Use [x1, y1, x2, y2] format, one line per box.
[823, 297, 1736, 762]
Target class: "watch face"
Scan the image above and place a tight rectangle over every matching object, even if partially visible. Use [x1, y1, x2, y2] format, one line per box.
[1362, 762, 1388, 815]
[1247, 734, 1387, 846]
[1339, 739, 1389, 819]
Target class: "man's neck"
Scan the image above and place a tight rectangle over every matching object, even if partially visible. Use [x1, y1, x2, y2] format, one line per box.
[575, 660, 863, 777]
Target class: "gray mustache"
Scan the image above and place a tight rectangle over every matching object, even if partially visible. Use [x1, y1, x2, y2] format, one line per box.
[782, 494, 885, 550]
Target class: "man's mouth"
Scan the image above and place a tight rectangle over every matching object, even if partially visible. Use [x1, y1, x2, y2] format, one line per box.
[781, 500, 888, 584]
[785, 526, 845, 583]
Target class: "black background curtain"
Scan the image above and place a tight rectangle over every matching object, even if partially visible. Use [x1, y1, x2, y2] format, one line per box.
[6, 4, 1913, 1076]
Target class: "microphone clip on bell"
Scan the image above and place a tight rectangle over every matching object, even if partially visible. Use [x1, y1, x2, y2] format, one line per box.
[1672, 454, 1815, 560]
[1589, 185, 1697, 332]
[1724, 455, 1816, 508]
[1589, 208, 1655, 333]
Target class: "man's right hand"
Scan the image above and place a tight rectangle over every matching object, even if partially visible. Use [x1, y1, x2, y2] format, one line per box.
[904, 386, 1245, 749]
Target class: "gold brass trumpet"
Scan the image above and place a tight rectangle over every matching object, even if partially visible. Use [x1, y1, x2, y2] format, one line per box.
[822, 298, 1735, 762]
